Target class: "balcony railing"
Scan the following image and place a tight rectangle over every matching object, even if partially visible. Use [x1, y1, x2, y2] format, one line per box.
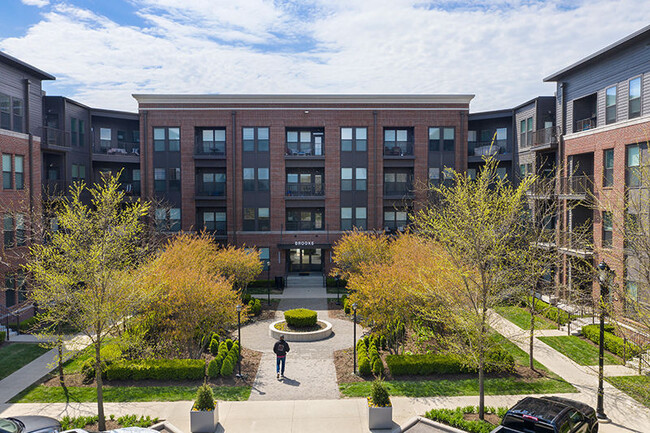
[468, 139, 508, 156]
[383, 143, 414, 156]
[285, 144, 323, 157]
[384, 183, 413, 196]
[41, 127, 70, 147]
[558, 230, 593, 255]
[559, 175, 593, 197]
[285, 221, 324, 231]
[528, 177, 556, 196]
[532, 126, 559, 147]
[197, 183, 226, 197]
[94, 141, 140, 156]
[286, 183, 324, 196]
[195, 142, 226, 156]
[575, 117, 596, 132]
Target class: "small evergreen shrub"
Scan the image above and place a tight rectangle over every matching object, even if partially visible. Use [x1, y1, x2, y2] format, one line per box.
[0, 331, 5, 343]
[358, 356, 372, 376]
[193, 384, 215, 411]
[225, 339, 233, 351]
[424, 406, 507, 433]
[343, 298, 351, 314]
[284, 308, 317, 327]
[242, 293, 252, 305]
[372, 358, 384, 376]
[209, 337, 220, 356]
[81, 358, 97, 384]
[370, 380, 391, 407]
[220, 357, 234, 376]
[248, 298, 262, 316]
[207, 358, 220, 378]
[485, 347, 516, 373]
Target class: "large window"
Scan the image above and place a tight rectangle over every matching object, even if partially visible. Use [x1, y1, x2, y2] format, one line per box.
[14, 155, 23, 190]
[0, 94, 10, 130]
[71, 164, 86, 182]
[100, 128, 112, 150]
[428, 127, 455, 152]
[155, 208, 181, 232]
[384, 128, 413, 156]
[153, 127, 179, 152]
[603, 149, 614, 187]
[243, 127, 269, 152]
[286, 170, 323, 196]
[341, 207, 366, 231]
[341, 127, 367, 152]
[341, 167, 366, 191]
[384, 209, 408, 231]
[602, 211, 613, 248]
[627, 145, 641, 187]
[384, 171, 412, 196]
[286, 209, 324, 231]
[286, 129, 323, 156]
[243, 207, 270, 231]
[629, 77, 641, 119]
[197, 128, 226, 155]
[199, 172, 226, 196]
[12, 99, 23, 133]
[202, 210, 226, 233]
[606, 86, 617, 124]
[2, 154, 11, 189]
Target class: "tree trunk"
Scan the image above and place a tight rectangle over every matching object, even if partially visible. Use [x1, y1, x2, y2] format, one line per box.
[529, 300, 535, 371]
[478, 359, 485, 420]
[58, 336, 65, 386]
[95, 341, 106, 431]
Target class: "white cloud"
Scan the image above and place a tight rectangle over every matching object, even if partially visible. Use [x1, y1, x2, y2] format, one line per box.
[2, 1, 649, 112]
[21, 0, 49, 7]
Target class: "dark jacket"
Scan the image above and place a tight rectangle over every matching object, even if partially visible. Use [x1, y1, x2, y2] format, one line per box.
[273, 340, 290, 357]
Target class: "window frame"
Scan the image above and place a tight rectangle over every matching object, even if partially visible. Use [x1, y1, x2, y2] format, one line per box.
[629, 76, 642, 119]
[605, 86, 617, 124]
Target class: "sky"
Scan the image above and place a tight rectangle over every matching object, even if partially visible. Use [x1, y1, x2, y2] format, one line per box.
[0, 0, 648, 113]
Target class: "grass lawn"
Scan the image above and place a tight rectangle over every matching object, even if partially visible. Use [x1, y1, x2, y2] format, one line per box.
[11, 384, 251, 403]
[340, 376, 576, 398]
[538, 336, 620, 366]
[606, 376, 650, 408]
[0, 343, 50, 380]
[492, 332, 554, 374]
[494, 306, 559, 330]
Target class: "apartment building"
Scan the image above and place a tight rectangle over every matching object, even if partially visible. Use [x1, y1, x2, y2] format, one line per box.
[0, 51, 53, 315]
[134, 94, 473, 277]
[544, 24, 650, 310]
[467, 108, 514, 181]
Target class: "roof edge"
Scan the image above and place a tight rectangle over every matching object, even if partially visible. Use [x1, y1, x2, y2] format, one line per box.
[132, 94, 475, 105]
[0, 51, 55, 81]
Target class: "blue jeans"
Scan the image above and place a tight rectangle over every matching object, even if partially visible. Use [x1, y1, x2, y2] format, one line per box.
[276, 356, 286, 374]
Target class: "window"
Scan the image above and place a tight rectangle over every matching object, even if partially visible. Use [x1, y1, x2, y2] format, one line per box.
[71, 118, 78, 146]
[520, 164, 527, 178]
[259, 248, 270, 269]
[168, 167, 181, 191]
[71, 164, 86, 181]
[443, 128, 455, 151]
[356, 168, 367, 190]
[526, 117, 533, 145]
[154, 168, 166, 192]
[341, 128, 353, 151]
[79, 120, 85, 147]
[341, 168, 353, 191]
[341, 207, 353, 230]
[244, 207, 270, 231]
[198, 128, 226, 155]
[203, 211, 226, 233]
[200, 172, 225, 196]
[243, 208, 256, 231]
[606, 86, 617, 124]
[258, 168, 270, 191]
[258, 207, 270, 231]
[243, 168, 255, 191]
[341, 127, 367, 152]
[156, 208, 181, 231]
[627, 281, 638, 302]
[629, 77, 641, 119]
[168, 128, 180, 151]
[627, 145, 641, 187]
[243, 127, 269, 152]
[519, 119, 527, 147]
[384, 210, 408, 231]
[356, 207, 367, 230]
[14, 156, 23, 190]
[603, 149, 614, 187]
[4, 215, 14, 248]
[0, 94, 9, 130]
[153, 127, 179, 151]
[100, 128, 112, 150]
[15, 214, 25, 247]
[286, 209, 324, 230]
[602, 211, 613, 248]
[467, 168, 476, 180]
[133, 169, 141, 194]
[5, 274, 15, 307]
[385, 171, 412, 195]
[428, 128, 440, 151]
[12, 99, 23, 133]
[286, 129, 323, 156]
[429, 167, 440, 184]
[2, 154, 11, 189]
[169, 208, 181, 231]
[497, 167, 507, 180]
[384, 128, 412, 155]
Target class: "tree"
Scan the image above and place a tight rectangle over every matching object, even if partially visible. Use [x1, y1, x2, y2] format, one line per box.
[137, 233, 242, 358]
[331, 228, 390, 279]
[412, 157, 534, 420]
[213, 244, 262, 292]
[26, 175, 153, 431]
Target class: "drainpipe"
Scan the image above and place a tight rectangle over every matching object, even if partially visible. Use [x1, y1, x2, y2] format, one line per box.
[23, 79, 34, 217]
[373, 110, 378, 229]
[142, 110, 148, 198]
[231, 111, 237, 245]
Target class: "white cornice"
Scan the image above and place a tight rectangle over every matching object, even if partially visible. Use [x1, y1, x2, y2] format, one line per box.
[132, 94, 475, 106]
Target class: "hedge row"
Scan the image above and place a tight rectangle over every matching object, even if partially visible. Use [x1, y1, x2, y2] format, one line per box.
[284, 309, 317, 328]
[208, 339, 240, 378]
[386, 347, 514, 376]
[424, 406, 508, 433]
[7, 316, 39, 333]
[105, 359, 205, 381]
[356, 336, 384, 376]
[527, 297, 570, 325]
[581, 324, 641, 359]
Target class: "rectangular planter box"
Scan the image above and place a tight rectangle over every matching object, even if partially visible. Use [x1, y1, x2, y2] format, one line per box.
[190, 407, 219, 433]
[368, 405, 392, 429]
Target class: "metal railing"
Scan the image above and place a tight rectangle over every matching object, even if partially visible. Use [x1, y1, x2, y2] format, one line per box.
[196, 183, 226, 197]
[575, 117, 596, 132]
[285, 183, 325, 196]
[94, 140, 140, 156]
[557, 230, 593, 254]
[383, 143, 414, 156]
[384, 183, 413, 196]
[195, 142, 226, 156]
[559, 175, 593, 197]
[285, 221, 325, 231]
[528, 177, 556, 196]
[532, 126, 560, 147]
[40, 127, 70, 147]
[285, 144, 324, 156]
[468, 139, 508, 156]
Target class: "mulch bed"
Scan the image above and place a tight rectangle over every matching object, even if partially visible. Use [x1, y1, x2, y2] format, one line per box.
[464, 413, 501, 425]
[327, 301, 352, 321]
[43, 347, 263, 388]
[334, 346, 551, 386]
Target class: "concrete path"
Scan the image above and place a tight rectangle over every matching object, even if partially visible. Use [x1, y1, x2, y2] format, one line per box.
[243, 276, 364, 401]
[491, 311, 650, 431]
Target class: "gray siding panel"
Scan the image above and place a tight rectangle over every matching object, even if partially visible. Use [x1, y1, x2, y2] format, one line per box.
[618, 80, 628, 121]
[566, 100, 573, 134]
[596, 89, 605, 127]
[643, 73, 650, 117]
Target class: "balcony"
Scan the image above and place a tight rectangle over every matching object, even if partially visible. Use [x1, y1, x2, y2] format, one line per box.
[40, 127, 70, 149]
[195, 142, 226, 157]
[285, 221, 324, 231]
[93, 141, 140, 163]
[384, 183, 413, 197]
[527, 177, 556, 198]
[285, 183, 324, 197]
[558, 230, 593, 258]
[575, 117, 596, 132]
[196, 183, 226, 198]
[285, 144, 324, 157]
[468, 140, 508, 157]
[383, 142, 414, 157]
[559, 175, 593, 199]
[531, 127, 559, 149]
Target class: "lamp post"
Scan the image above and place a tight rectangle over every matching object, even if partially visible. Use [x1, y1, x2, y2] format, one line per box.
[236, 304, 243, 378]
[596, 261, 611, 422]
[352, 302, 358, 375]
[265, 260, 271, 306]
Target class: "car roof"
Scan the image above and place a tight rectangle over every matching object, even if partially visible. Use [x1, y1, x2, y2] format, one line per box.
[541, 396, 593, 417]
[507, 397, 569, 424]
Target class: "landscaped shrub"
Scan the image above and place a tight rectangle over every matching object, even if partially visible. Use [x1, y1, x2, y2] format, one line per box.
[386, 353, 469, 376]
[194, 384, 215, 411]
[284, 308, 317, 327]
[248, 298, 262, 316]
[424, 406, 507, 433]
[225, 339, 233, 351]
[358, 356, 372, 376]
[380, 336, 387, 350]
[242, 293, 252, 305]
[372, 358, 384, 376]
[209, 337, 220, 356]
[105, 359, 206, 381]
[7, 316, 39, 333]
[527, 297, 570, 325]
[81, 358, 97, 383]
[0, 331, 5, 343]
[220, 357, 234, 376]
[207, 358, 221, 378]
[485, 347, 515, 373]
[343, 298, 351, 314]
[369, 380, 390, 407]
[582, 324, 641, 358]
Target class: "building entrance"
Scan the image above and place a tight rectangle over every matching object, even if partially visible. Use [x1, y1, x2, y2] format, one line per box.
[288, 248, 323, 273]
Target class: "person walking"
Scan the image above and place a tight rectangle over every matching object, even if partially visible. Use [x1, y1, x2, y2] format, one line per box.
[273, 335, 290, 379]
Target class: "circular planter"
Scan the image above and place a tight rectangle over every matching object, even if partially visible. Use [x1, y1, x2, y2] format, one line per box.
[269, 319, 333, 342]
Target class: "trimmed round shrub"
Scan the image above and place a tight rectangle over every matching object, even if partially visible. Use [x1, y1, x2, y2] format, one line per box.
[209, 337, 220, 356]
[207, 358, 220, 378]
[248, 298, 262, 316]
[220, 357, 234, 376]
[372, 358, 384, 376]
[485, 347, 515, 373]
[370, 380, 390, 407]
[284, 308, 317, 328]
[343, 299, 351, 314]
[358, 356, 372, 376]
[363, 336, 370, 349]
[225, 339, 233, 351]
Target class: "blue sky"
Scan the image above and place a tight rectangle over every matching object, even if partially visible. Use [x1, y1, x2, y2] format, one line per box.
[1, 0, 648, 112]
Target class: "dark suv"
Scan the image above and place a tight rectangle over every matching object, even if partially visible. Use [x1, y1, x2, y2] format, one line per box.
[490, 396, 598, 433]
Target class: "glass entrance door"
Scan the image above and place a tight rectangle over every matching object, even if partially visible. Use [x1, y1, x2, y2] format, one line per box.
[288, 248, 323, 272]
